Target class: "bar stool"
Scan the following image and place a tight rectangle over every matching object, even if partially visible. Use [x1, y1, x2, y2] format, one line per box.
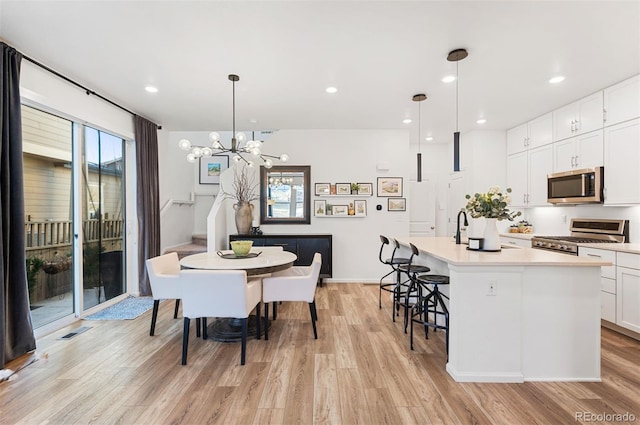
[396, 242, 431, 330]
[378, 235, 410, 311]
[410, 273, 450, 357]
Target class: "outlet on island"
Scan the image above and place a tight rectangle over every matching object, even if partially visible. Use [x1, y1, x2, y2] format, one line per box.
[487, 280, 497, 296]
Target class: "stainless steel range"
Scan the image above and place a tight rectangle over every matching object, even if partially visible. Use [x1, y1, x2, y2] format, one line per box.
[531, 218, 629, 255]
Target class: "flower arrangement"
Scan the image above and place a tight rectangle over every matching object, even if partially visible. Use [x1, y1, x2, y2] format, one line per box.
[465, 186, 521, 221]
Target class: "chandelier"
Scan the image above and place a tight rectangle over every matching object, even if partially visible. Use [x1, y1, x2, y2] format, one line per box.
[178, 74, 289, 168]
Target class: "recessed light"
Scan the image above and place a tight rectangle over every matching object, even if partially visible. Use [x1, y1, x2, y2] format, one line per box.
[442, 75, 456, 83]
[476, 118, 487, 124]
[425, 136, 433, 141]
[403, 118, 412, 124]
[549, 76, 565, 84]
[145, 85, 158, 93]
[326, 86, 338, 94]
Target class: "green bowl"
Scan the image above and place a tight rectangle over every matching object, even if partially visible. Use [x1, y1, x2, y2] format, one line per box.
[230, 240, 253, 257]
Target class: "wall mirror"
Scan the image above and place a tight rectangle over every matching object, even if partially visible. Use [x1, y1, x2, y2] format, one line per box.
[260, 165, 311, 224]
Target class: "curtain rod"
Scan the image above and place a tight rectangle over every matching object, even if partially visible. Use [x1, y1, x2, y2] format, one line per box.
[20, 51, 162, 130]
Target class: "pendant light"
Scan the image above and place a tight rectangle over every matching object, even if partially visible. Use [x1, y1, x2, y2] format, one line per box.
[447, 48, 468, 172]
[412, 93, 427, 182]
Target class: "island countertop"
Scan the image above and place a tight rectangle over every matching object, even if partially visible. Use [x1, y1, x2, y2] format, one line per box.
[395, 236, 611, 267]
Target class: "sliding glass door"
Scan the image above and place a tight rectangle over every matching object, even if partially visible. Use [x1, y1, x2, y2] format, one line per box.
[82, 127, 126, 309]
[22, 105, 127, 327]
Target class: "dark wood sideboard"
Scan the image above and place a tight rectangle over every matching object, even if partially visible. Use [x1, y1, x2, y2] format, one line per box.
[229, 234, 332, 283]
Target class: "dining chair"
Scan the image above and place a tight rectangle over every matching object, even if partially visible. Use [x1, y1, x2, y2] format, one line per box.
[261, 252, 322, 340]
[145, 252, 182, 336]
[179, 269, 262, 366]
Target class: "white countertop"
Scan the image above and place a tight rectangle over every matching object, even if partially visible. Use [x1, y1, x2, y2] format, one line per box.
[396, 237, 611, 267]
[500, 233, 536, 240]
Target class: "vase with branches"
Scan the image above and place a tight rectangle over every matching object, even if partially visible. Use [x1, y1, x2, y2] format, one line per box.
[221, 165, 260, 234]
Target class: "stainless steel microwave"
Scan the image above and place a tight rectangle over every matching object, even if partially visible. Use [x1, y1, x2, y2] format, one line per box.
[547, 167, 604, 204]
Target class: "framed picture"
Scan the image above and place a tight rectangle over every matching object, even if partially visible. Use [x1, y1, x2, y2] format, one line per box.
[314, 199, 327, 216]
[199, 155, 229, 184]
[354, 199, 367, 216]
[333, 204, 348, 216]
[336, 183, 351, 195]
[315, 183, 331, 196]
[357, 183, 373, 196]
[388, 198, 406, 211]
[377, 177, 403, 197]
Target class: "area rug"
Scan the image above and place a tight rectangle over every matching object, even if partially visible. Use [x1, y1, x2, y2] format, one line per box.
[85, 296, 154, 320]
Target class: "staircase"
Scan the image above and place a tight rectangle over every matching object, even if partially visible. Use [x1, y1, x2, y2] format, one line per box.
[165, 234, 207, 259]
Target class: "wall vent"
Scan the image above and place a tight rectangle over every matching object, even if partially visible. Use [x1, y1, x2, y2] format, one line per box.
[58, 326, 92, 340]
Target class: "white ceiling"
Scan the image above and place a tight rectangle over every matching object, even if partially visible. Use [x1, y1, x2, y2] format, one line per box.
[1, 1, 639, 145]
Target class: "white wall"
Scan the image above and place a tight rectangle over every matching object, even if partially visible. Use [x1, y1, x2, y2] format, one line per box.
[220, 129, 412, 283]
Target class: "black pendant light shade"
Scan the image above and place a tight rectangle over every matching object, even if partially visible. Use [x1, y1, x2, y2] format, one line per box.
[413, 93, 427, 182]
[447, 48, 468, 172]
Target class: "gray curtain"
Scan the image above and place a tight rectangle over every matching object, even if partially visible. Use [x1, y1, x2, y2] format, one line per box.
[1, 42, 36, 366]
[134, 115, 160, 296]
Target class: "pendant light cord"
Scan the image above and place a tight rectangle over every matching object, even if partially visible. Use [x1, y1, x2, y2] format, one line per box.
[418, 100, 422, 153]
[455, 60, 459, 132]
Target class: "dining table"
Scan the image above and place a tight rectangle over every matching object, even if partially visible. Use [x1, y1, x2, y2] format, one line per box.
[180, 248, 297, 342]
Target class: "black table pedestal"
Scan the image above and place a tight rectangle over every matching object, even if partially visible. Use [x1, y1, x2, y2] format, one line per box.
[206, 315, 267, 342]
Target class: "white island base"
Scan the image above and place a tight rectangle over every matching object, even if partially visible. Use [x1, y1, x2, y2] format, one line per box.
[396, 237, 608, 383]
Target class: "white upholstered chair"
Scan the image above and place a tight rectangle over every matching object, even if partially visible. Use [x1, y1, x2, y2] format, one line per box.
[145, 252, 182, 336]
[261, 252, 322, 340]
[179, 269, 262, 366]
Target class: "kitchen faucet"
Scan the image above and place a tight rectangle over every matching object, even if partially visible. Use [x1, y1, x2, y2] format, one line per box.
[456, 209, 469, 245]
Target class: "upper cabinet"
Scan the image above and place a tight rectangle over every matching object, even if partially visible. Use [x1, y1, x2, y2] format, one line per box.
[604, 75, 640, 127]
[506, 113, 552, 155]
[603, 118, 640, 205]
[553, 92, 603, 141]
[552, 130, 604, 173]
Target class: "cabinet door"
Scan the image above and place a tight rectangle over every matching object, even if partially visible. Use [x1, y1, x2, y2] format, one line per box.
[604, 118, 640, 204]
[576, 92, 604, 135]
[553, 102, 577, 142]
[616, 266, 640, 333]
[575, 130, 603, 169]
[527, 113, 553, 149]
[229, 236, 265, 246]
[604, 75, 640, 126]
[507, 152, 528, 207]
[602, 290, 616, 323]
[297, 237, 332, 277]
[527, 145, 553, 206]
[506, 123, 528, 155]
[553, 137, 576, 172]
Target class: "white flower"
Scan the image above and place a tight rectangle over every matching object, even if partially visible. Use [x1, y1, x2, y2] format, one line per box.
[488, 186, 500, 194]
[504, 195, 511, 204]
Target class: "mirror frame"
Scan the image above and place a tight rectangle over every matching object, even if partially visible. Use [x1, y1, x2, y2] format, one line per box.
[260, 165, 311, 225]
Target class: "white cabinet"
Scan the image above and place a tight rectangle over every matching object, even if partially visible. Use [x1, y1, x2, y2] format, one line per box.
[616, 252, 640, 333]
[553, 92, 603, 141]
[552, 130, 604, 172]
[580, 247, 617, 323]
[506, 145, 552, 207]
[506, 113, 552, 155]
[501, 235, 531, 248]
[604, 75, 640, 127]
[603, 118, 640, 205]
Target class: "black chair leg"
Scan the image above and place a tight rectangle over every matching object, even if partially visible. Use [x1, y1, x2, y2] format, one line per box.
[196, 318, 201, 338]
[256, 303, 261, 340]
[202, 318, 208, 340]
[264, 303, 270, 341]
[273, 301, 278, 320]
[240, 317, 247, 365]
[174, 299, 180, 318]
[150, 299, 160, 336]
[309, 302, 318, 339]
[181, 318, 190, 365]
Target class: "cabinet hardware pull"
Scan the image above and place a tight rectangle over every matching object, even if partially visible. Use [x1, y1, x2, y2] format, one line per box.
[587, 253, 601, 258]
[574, 155, 579, 167]
[603, 108, 607, 123]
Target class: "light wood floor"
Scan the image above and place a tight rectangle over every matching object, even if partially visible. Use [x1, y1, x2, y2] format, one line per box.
[2, 283, 639, 425]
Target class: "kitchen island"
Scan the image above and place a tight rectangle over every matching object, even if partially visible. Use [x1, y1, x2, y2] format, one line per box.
[395, 237, 611, 383]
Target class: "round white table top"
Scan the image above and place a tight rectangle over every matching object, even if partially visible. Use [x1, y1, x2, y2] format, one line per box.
[180, 249, 297, 276]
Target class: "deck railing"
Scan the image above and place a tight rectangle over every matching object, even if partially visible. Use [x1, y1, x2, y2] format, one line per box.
[25, 219, 123, 251]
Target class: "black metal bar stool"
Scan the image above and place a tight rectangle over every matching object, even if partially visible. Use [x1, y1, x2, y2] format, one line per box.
[397, 243, 431, 330]
[410, 273, 450, 357]
[378, 235, 410, 312]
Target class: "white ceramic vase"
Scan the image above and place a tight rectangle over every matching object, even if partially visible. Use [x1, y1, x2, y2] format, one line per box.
[483, 218, 501, 251]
